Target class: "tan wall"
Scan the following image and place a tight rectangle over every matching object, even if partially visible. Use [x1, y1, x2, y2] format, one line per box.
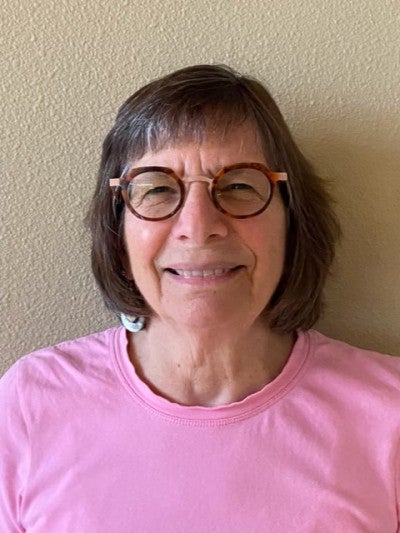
[1, 0, 399, 374]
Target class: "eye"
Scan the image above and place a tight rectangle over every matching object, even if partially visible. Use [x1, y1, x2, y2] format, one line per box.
[223, 182, 255, 191]
[213, 168, 272, 219]
[127, 172, 181, 215]
[132, 185, 179, 209]
[217, 181, 261, 200]
[145, 185, 176, 195]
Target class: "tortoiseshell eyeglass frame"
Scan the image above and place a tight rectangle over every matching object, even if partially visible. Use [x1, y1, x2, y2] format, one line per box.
[109, 162, 288, 221]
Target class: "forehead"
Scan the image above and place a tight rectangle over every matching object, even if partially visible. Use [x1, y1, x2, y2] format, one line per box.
[129, 122, 267, 169]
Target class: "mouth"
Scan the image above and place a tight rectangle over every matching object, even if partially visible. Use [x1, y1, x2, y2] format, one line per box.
[165, 265, 244, 279]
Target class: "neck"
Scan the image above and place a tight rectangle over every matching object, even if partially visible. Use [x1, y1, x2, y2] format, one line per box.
[128, 318, 295, 407]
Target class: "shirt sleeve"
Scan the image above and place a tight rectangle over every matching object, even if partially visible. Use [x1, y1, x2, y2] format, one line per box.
[396, 438, 400, 528]
[0, 361, 29, 532]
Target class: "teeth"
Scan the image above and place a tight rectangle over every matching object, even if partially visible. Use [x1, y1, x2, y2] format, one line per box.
[174, 268, 232, 278]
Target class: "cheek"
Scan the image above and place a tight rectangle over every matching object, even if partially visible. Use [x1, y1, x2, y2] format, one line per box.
[123, 215, 168, 277]
[253, 231, 285, 275]
[246, 206, 287, 281]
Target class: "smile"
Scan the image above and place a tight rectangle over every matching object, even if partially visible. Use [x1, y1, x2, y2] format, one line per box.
[165, 265, 243, 279]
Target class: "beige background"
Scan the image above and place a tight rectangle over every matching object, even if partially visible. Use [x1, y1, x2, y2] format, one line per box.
[1, 0, 399, 375]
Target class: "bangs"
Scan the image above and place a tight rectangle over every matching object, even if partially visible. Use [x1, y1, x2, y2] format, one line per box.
[115, 83, 258, 164]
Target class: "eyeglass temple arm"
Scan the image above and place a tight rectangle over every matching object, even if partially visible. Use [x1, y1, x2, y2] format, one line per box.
[270, 172, 287, 182]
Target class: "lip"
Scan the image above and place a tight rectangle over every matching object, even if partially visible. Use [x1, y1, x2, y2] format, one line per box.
[163, 263, 245, 284]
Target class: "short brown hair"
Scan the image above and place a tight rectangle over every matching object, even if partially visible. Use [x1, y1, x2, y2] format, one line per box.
[87, 64, 340, 333]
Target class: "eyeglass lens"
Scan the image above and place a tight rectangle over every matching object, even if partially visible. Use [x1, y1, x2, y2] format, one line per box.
[126, 168, 272, 220]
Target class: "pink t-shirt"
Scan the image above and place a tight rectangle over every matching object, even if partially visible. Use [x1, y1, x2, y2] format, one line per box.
[1, 327, 399, 532]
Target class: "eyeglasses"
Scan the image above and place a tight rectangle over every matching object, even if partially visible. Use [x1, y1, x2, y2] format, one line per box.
[109, 162, 288, 221]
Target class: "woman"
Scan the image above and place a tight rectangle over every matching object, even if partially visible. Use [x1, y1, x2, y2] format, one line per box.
[1, 65, 399, 531]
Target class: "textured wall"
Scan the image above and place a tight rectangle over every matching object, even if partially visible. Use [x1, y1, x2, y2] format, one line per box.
[1, 0, 399, 374]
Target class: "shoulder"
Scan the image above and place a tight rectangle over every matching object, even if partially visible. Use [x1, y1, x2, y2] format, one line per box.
[307, 329, 400, 375]
[303, 329, 400, 410]
[0, 327, 129, 436]
[0, 327, 124, 398]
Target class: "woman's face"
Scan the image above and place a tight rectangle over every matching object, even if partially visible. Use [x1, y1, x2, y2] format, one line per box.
[123, 122, 287, 331]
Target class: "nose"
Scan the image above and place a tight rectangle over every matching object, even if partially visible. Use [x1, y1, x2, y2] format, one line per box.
[171, 180, 229, 244]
